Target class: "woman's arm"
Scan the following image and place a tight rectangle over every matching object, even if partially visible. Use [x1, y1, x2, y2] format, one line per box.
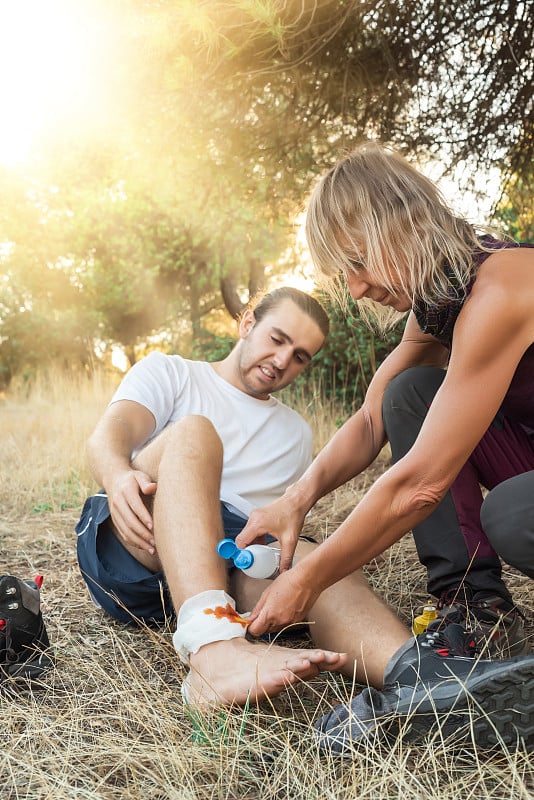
[237, 313, 448, 569]
[246, 248, 534, 634]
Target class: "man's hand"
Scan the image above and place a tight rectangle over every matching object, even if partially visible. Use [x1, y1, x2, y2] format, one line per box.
[107, 469, 157, 554]
[235, 496, 307, 572]
[245, 567, 319, 637]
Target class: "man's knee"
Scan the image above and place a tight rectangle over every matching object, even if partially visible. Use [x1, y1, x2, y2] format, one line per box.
[135, 415, 223, 474]
[173, 414, 221, 443]
[164, 416, 224, 468]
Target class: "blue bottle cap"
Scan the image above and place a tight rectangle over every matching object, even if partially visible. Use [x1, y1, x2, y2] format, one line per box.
[217, 538, 239, 560]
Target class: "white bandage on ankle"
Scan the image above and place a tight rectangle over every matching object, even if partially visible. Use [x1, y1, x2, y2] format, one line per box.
[173, 590, 248, 664]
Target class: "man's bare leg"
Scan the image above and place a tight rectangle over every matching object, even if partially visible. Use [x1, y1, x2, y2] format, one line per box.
[233, 540, 411, 689]
[118, 415, 347, 706]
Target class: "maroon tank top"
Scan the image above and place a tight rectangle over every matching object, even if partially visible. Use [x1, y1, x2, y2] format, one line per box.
[413, 238, 534, 432]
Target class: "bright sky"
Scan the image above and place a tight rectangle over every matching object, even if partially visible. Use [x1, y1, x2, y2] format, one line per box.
[428, 161, 501, 223]
[0, 0, 113, 166]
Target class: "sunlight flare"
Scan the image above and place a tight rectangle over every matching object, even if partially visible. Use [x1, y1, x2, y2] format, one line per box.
[0, 0, 113, 165]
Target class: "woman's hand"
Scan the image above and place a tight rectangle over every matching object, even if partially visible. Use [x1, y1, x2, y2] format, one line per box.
[245, 566, 320, 637]
[235, 496, 307, 572]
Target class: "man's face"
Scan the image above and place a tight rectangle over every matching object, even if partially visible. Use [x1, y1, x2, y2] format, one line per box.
[235, 298, 325, 400]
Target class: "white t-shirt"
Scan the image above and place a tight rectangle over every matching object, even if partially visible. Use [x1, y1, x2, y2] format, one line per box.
[111, 351, 313, 518]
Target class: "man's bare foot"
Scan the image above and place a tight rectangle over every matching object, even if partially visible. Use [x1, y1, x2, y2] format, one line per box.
[183, 637, 347, 707]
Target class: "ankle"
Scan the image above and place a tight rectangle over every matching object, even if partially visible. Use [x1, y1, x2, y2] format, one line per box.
[173, 589, 248, 663]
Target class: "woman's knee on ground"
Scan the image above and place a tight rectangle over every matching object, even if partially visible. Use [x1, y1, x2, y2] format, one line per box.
[481, 476, 534, 579]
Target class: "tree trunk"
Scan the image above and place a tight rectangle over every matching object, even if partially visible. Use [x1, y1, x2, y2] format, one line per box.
[220, 256, 266, 319]
[248, 256, 265, 299]
[124, 343, 137, 367]
[220, 274, 245, 319]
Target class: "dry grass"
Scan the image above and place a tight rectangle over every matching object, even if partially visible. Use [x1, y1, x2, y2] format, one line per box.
[1, 368, 533, 799]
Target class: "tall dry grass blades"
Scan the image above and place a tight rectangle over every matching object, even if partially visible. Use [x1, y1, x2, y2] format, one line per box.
[1, 367, 119, 518]
[0, 367, 533, 799]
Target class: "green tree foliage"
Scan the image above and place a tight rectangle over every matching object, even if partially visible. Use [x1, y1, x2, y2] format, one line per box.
[1, 0, 532, 388]
[494, 174, 534, 243]
[60, 178, 217, 364]
[284, 300, 403, 410]
[0, 169, 95, 386]
[168, 0, 533, 185]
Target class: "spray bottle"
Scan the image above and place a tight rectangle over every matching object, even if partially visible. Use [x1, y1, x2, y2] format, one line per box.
[217, 538, 283, 579]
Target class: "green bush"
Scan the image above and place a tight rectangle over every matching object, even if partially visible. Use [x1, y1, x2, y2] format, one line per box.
[191, 329, 235, 362]
[293, 301, 403, 411]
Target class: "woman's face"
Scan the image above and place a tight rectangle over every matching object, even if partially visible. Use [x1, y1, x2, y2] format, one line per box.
[344, 265, 413, 312]
[338, 233, 413, 312]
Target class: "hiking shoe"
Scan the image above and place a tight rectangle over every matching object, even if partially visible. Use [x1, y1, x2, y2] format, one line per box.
[315, 622, 534, 754]
[437, 587, 530, 657]
[0, 575, 53, 681]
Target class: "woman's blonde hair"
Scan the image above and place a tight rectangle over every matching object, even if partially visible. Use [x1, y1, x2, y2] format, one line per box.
[306, 141, 501, 331]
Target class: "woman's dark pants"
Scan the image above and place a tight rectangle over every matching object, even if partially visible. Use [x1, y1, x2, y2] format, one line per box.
[382, 366, 534, 601]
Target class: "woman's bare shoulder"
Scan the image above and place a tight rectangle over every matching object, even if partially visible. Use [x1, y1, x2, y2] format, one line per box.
[460, 246, 534, 346]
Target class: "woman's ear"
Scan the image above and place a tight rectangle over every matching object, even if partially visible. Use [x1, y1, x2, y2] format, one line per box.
[238, 309, 256, 338]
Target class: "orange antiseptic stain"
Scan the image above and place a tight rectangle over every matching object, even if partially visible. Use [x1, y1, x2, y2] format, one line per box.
[204, 604, 249, 628]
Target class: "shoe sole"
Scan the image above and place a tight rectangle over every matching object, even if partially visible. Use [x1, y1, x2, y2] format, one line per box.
[316, 660, 534, 754]
[469, 664, 534, 750]
[394, 661, 534, 752]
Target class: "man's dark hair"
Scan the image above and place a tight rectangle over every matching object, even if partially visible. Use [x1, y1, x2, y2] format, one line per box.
[250, 287, 330, 339]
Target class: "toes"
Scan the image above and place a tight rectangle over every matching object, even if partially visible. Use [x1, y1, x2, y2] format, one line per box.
[284, 656, 312, 672]
[282, 657, 323, 681]
[303, 649, 347, 667]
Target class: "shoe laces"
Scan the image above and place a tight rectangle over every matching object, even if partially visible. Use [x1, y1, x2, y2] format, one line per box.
[418, 621, 480, 658]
